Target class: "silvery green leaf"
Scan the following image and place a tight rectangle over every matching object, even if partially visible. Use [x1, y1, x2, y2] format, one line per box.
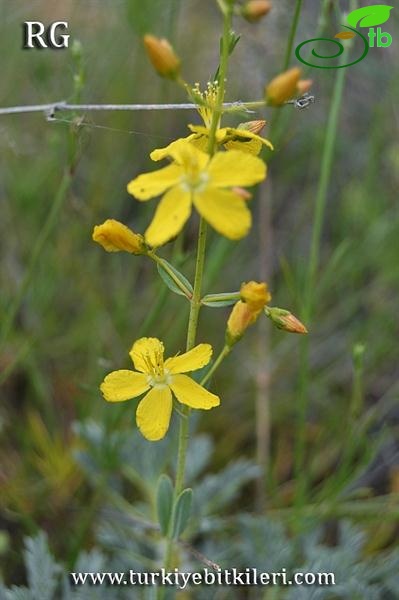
[156, 474, 174, 536]
[172, 488, 193, 539]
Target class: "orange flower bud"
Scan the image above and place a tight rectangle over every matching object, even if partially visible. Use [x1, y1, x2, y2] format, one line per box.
[226, 301, 259, 345]
[237, 119, 267, 135]
[143, 34, 181, 79]
[296, 79, 313, 95]
[265, 67, 302, 106]
[92, 220, 145, 255]
[240, 281, 271, 311]
[242, 0, 272, 22]
[265, 307, 308, 334]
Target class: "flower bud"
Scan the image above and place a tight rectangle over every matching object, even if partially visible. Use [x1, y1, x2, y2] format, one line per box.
[265, 307, 308, 334]
[226, 301, 259, 346]
[92, 220, 145, 255]
[143, 34, 181, 79]
[242, 0, 272, 22]
[296, 79, 313, 95]
[237, 119, 267, 135]
[240, 281, 271, 311]
[265, 67, 302, 106]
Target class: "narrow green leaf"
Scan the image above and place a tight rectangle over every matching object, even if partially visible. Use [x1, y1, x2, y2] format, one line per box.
[346, 5, 393, 28]
[202, 292, 240, 308]
[172, 488, 193, 539]
[156, 475, 174, 536]
[156, 259, 193, 298]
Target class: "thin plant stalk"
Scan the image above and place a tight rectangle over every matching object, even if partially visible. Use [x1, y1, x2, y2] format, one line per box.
[294, 49, 348, 515]
[255, 178, 273, 511]
[0, 171, 73, 350]
[283, 0, 304, 71]
[255, 0, 305, 509]
[160, 3, 234, 582]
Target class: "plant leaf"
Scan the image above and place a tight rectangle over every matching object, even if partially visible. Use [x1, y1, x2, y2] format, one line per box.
[335, 31, 356, 39]
[172, 488, 193, 539]
[202, 292, 240, 308]
[156, 259, 193, 298]
[156, 474, 174, 536]
[346, 5, 393, 28]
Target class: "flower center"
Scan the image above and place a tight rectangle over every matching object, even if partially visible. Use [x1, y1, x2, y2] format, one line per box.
[141, 350, 172, 388]
[180, 170, 209, 193]
[192, 81, 219, 128]
[148, 369, 172, 389]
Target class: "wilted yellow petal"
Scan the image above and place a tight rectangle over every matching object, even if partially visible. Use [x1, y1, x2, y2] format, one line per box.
[92, 219, 145, 254]
[240, 281, 271, 310]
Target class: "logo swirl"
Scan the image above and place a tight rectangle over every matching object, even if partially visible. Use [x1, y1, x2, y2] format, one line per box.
[295, 26, 369, 69]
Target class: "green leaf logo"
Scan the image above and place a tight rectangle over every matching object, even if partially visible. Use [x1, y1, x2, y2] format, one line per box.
[347, 4, 393, 28]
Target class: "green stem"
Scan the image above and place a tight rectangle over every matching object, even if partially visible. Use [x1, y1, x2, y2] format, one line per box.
[294, 47, 348, 516]
[0, 171, 72, 349]
[160, 7, 233, 586]
[283, 0, 303, 71]
[207, 2, 232, 151]
[185, 217, 208, 350]
[201, 345, 231, 387]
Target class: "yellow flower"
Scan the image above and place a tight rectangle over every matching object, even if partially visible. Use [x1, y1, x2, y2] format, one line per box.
[143, 34, 181, 79]
[92, 219, 145, 254]
[127, 139, 266, 247]
[240, 280, 271, 311]
[150, 123, 273, 160]
[100, 337, 219, 441]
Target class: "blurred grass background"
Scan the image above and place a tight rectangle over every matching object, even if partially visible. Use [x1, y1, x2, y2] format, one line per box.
[0, 0, 398, 593]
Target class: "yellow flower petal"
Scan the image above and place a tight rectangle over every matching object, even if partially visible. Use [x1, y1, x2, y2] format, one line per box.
[167, 139, 209, 172]
[194, 189, 252, 240]
[208, 150, 266, 188]
[224, 138, 263, 156]
[170, 374, 220, 409]
[165, 343, 213, 374]
[144, 187, 192, 248]
[136, 386, 173, 441]
[100, 370, 150, 402]
[188, 125, 274, 154]
[150, 136, 196, 162]
[129, 337, 165, 374]
[127, 163, 182, 200]
[188, 124, 209, 136]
